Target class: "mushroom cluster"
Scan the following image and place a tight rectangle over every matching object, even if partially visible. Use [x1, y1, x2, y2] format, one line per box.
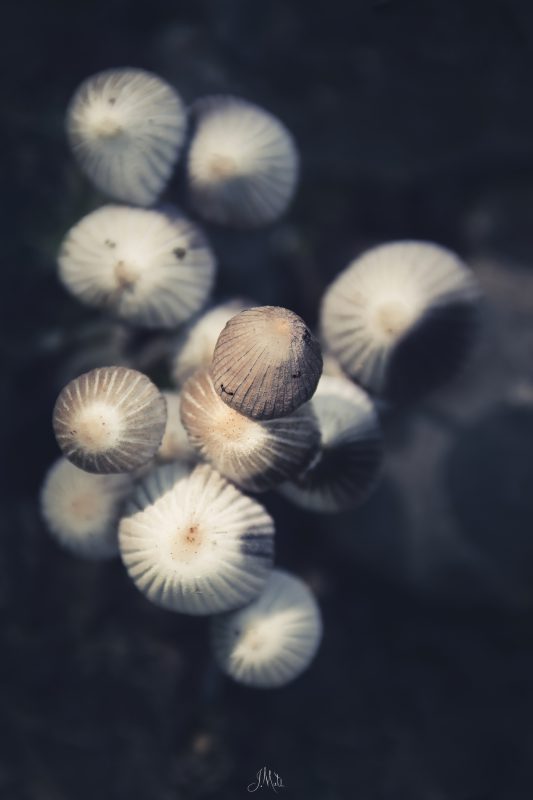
[41, 66, 482, 690]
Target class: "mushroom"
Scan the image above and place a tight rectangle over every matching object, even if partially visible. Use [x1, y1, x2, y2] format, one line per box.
[119, 463, 275, 615]
[186, 96, 299, 227]
[67, 68, 187, 206]
[156, 391, 197, 464]
[211, 306, 323, 420]
[320, 241, 480, 402]
[40, 457, 133, 558]
[279, 375, 383, 513]
[180, 368, 320, 492]
[58, 205, 216, 328]
[210, 569, 322, 688]
[170, 299, 253, 387]
[53, 366, 167, 474]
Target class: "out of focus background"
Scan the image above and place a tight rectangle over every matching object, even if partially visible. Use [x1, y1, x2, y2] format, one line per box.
[2, 1, 533, 797]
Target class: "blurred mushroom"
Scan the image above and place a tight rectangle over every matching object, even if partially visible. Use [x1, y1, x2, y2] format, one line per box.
[119, 463, 275, 615]
[211, 306, 323, 419]
[53, 366, 167, 474]
[67, 68, 187, 205]
[186, 96, 299, 227]
[210, 569, 322, 688]
[156, 391, 197, 464]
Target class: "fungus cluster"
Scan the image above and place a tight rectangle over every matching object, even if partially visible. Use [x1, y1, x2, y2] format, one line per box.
[41, 66, 481, 690]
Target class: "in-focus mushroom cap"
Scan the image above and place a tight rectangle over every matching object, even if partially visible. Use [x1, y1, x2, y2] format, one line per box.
[67, 68, 187, 206]
[210, 569, 322, 688]
[170, 299, 252, 387]
[119, 463, 275, 615]
[280, 374, 383, 512]
[40, 457, 132, 558]
[58, 205, 215, 328]
[180, 368, 320, 492]
[53, 366, 167, 474]
[211, 306, 323, 420]
[320, 241, 480, 400]
[186, 95, 299, 227]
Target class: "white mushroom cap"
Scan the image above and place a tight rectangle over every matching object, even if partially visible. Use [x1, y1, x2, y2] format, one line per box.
[186, 96, 299, 227]
[210, 569, 322, 688]
[157, 391, 197, 464]
[119, 463, 275, 615]
[40, 457, 132, 558]
[320, 241, 480, 401]
[58, 205, 216, 329]
[67, 68, 187, 206]
[279, 375, 383, 512]
[211, 306, 323, 420]
[180, 368, 320, 492]
[170, 299, 253, 387]
[53, 366, 167, 474]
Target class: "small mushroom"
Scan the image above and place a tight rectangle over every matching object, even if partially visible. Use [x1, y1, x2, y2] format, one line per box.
[320, 241, 480, 402]
[210, 569, 322, 688]
[53, 366, 167, 474]
[186, 96, 299, 227]
[58, 205, 215, 328]
[119, 463, 275, 615]
[156, 391, 197, 464]
[279, 375, 383, 513]
[40, 457, 133, 558]
[180, 368, 320, 492]
[170, 299, 252, 387]
[211, 306, 323, 420]
[67, 68, 187, 206]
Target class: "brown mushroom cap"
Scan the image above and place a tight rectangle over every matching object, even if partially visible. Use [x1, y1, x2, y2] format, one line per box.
[210, 306, 323, 420]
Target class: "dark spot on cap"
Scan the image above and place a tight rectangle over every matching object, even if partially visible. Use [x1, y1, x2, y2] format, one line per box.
[292, 370, 301, 379]
[174, 247, 187, 260]
[105, 239, 116, 249]
[108, 97, 116, 105]
[220, 384, 234, 396]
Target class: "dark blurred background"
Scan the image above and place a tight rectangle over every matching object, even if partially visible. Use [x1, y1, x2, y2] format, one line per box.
[3, 0, 533, 797]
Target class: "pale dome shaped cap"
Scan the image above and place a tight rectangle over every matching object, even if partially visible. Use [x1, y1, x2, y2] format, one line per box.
[211, 306, 323, 420]
[119, 463, 275, 615]
[53, 366, 167, 474]
[320, 241, 480, 402]
[210, 569, 322, 688]
[170, 299, 253, 387]
[279, 375, 383, 513]
[157, 391, 197, 464]
[186, 95, 299, 227]
[40, 457, 133, 558]
[67, 68, 187, 206]
[58, 205, 216, 329]
[180, 368, 320, 492]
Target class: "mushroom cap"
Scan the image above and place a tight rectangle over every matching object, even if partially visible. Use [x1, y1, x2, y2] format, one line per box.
[210, 569, 322, 688]
[279, 375, 383, 513]
[40, 457, 132, 558]
[119, 463, 275, 615]
[186, 95, 299, 227]
[53, 366, 167, 474]
[211, 306, 323, 420]
[67, 68, 187, 206]
[170, 299, 252, 387]
[320, 241, 480, 401]
[157, 391, 197, 464]
[180, 368, 320, 492]
[58, 205, 216, 329]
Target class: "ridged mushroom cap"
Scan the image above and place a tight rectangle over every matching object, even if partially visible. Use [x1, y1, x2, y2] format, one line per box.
[119, 463, 275, 615]
[279, 375, 383, 513]
[40, 457, 133, 558]
[186, 96, 299, 227]
[180, 368, 320, 492]
[211, 306, 323, 420]
[67, 68, 187, 206]
[210, 569, 322, 688]
[58, 205, 215, 328]
[157, 391, 197, 464]
[170, 299, 252, 387]
[53, 366, 167, 474]
[320, 241, 480, 402]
